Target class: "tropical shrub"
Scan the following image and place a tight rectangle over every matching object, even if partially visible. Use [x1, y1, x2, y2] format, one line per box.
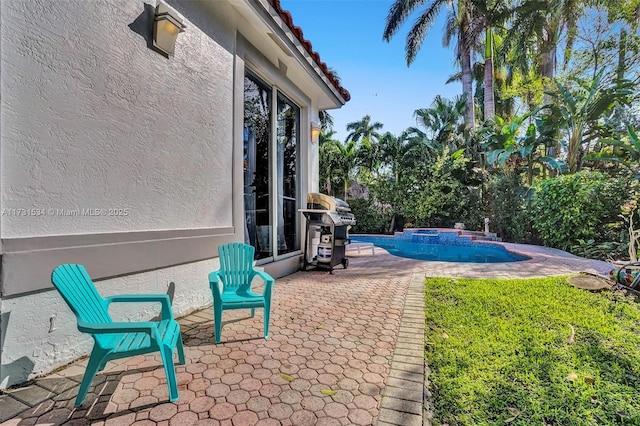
[398, 148, 484, 229]
[570, 238, 627, 261]
[531, 171, 625, 252]
[347, 197, 390, 234]
[485, 174, 533, 243]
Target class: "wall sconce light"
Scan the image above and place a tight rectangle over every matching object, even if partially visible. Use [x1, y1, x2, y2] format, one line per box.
[153, 2, 186, 57]
[311, 122, 321, 144]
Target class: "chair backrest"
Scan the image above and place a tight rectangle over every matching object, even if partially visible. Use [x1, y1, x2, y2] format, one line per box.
[218, 243, 256, 292]
[51, 264, 112, 325]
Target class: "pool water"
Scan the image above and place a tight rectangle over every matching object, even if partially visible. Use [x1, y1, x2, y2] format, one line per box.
[351, 230, 529, 263]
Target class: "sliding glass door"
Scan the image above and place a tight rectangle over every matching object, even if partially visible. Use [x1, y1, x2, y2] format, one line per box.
[244, 73, 300, 260]
[243, 75, 272, 259]
[276, 94, 300, 255]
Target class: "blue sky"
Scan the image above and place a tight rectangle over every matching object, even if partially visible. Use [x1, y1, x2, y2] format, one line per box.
[280, 0, 463, 142]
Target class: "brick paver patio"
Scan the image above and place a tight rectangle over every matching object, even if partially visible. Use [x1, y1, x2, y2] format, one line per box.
[0, 243, 611, 425]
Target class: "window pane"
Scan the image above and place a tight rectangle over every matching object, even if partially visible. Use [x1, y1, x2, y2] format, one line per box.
[276, 94, 300, 255]
[244, 75, 272, 259]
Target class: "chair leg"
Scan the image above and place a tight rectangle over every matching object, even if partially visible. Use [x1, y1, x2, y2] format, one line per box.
[176, 333, 186, 365]
[75, 348, 106, 407]
[250, 308, 255, 318]
[264, 302, 271, 340]
[214, 305, 223, 344]
[160, 345, 179, 402]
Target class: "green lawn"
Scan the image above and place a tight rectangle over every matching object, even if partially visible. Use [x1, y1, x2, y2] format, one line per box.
[424, 276, 640, 425]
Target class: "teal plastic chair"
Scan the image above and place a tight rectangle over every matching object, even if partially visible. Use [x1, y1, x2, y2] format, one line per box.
[51, 264, 186, 406]
[209, 243, 275, 343]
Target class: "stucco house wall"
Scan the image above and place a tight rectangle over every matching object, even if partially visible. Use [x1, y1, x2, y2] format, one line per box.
[0, 0, 347, 388]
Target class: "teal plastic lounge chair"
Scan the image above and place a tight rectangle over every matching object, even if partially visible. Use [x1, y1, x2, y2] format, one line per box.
[51, 264, 186, 406]
[209, 242, 275, 344]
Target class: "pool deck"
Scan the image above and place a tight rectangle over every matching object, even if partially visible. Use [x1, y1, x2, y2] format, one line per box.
[0, 243, 613, 426]
[416, 241, 614, 279]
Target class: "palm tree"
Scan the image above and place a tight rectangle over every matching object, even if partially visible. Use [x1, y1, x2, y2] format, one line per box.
[413, 95, 467, 151]
[318, 131, 341, 196]
[345, 115, 383, 144]
[472, 0, 511, 121]
[504, 0, 583, 86]
[318, 68, 340, 132]
[483, 26, 497, 120]
[319, 133, 360, 200]
[356, 136, 383, 181]
[318, 110, 334, 131]
[376, 131, 431, 232]
[498, 0, 584, 160]
[383, 0, 477, 128]
[335, 140, 359, 200]
[446, 26, 520, 122]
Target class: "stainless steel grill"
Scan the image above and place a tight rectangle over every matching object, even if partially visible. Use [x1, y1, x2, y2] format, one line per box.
[299, 193, 356, 272]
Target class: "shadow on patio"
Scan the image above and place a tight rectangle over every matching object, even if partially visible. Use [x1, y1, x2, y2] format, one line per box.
[0, 243, 607, 425]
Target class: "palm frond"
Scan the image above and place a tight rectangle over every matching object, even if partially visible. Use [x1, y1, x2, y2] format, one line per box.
[406, 2, 446, 65]
[383, 0, 432, 41]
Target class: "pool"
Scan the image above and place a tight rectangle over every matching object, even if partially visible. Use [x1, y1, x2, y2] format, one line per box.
[351, 230, 530, 263]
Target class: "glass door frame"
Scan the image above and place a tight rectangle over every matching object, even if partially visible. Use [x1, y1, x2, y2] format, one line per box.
[244, 68, 306, 266]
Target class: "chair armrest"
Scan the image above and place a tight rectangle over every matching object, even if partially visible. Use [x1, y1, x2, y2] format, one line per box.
[208, 271, 224, 303]
[77, 319, 157, 335]
[252, 270, 274, 287]
[105, 294, 173, 320]
[252, 270, 274, 298]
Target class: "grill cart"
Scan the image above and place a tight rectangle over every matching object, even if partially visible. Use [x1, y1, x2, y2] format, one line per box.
[299, 193, 356, 272]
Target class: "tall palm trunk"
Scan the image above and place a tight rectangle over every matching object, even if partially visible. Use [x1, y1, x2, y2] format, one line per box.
[540, 49, 556, 83]
[617, 28, 627, 81]
[540, 37, 558, 160]
[483, 27, 495, 121]
[461, 44, 475, 128]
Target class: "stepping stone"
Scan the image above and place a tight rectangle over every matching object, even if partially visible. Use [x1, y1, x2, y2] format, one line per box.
[36, 377, 78, 394]
[567, 274, 612, 291]
[7, 384, 54, 406]
[0, 395, 29, 422]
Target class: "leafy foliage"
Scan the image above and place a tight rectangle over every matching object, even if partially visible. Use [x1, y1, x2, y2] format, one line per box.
[321, 0, 640, 249]
[546, 70, 633, 172]
[388, 148, 484, 229]
[586, 125, 640, 179]
[570, 238, 627, 261]
[531, 171, 625, 251]
[481, 111, 567, 184]
[484, 174, 532, 243]
[347, 197, 390, 234]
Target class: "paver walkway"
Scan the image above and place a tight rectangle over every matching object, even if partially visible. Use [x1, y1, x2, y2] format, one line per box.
[0, 243, 612, 426]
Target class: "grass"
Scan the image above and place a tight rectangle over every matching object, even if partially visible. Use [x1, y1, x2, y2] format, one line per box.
[424, 276, 640, 425]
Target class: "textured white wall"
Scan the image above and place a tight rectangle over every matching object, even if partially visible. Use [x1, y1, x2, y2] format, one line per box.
[1, 0, 234, 238]
[0, 258, 219, 388]
[0, 0, 237, 387]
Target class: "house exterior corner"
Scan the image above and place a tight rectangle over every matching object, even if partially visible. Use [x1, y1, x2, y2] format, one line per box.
[0, 0, 348, 388]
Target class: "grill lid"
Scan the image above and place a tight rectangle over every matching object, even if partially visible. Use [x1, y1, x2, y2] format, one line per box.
[301, 193, 355, 226]
[307, 193, 351, 213]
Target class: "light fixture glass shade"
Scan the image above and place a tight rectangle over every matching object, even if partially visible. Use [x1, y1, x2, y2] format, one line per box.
[311, 122, 321, 144]
[153, 3, 185, 57]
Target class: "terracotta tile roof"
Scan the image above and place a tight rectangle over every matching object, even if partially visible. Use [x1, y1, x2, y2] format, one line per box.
[268, 0, 351, 102]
